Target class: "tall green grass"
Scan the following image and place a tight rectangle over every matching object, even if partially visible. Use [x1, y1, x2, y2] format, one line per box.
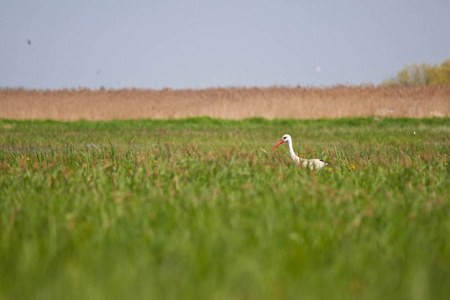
[1, 117, 449, 300]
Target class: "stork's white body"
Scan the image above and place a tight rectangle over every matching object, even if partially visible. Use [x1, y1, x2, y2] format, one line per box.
[272, 134, 327, 170]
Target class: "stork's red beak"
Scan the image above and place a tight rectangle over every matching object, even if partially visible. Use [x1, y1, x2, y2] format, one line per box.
[272, 139, 284, 150]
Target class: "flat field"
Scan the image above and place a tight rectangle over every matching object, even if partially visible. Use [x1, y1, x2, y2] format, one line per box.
[1, 117, 449, 300]
[1, 85, 449, 120]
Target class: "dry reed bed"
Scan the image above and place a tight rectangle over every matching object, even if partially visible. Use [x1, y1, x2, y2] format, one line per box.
[1, 86, 449, 121]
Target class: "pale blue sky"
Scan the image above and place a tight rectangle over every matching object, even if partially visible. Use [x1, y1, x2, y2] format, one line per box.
[1, 0, 449, 89]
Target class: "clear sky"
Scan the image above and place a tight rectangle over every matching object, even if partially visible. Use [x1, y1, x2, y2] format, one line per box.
[1, 0, 449, 90]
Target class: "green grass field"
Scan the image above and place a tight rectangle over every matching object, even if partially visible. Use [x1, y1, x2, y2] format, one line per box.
[1, 117, 449, 300]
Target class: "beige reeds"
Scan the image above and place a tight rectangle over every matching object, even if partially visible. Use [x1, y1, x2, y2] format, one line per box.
[0, 86, 449, 121]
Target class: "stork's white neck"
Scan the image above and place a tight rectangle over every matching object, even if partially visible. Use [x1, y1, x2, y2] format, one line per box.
[286, 140, 298, 162]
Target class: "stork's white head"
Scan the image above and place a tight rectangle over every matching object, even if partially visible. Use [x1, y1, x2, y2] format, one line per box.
[272, 134, 292, 149]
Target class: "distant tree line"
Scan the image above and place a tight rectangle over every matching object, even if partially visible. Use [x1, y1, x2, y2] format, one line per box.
[382, 59, 450, 86]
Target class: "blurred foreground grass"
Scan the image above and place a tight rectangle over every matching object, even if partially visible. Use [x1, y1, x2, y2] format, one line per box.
[0, 117, 449, 300]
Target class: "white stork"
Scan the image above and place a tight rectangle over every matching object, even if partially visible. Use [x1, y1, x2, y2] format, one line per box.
[272, 134, 327, 170]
